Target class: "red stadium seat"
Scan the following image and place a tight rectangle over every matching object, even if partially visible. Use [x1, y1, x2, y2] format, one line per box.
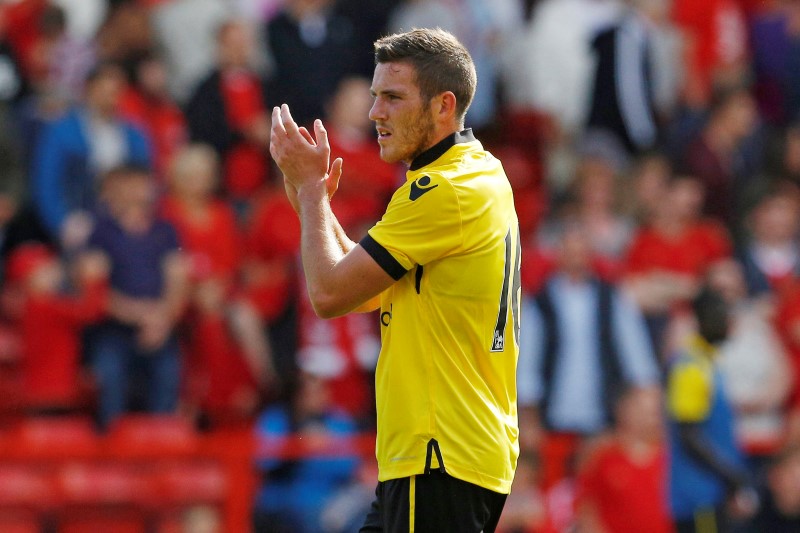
[58, 508, 147, 533]
[0, 509, 41, 533]
[106, 415, 198, 456]
[9, 416, 98, 457]
[0, 464, 58, 510]
[156, 460, 227, 506]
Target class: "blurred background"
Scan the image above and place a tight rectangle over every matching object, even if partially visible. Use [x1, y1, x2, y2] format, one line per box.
[0, 0, 799, 532]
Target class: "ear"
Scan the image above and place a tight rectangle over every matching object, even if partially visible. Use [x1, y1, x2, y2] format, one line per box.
[433, 91, 458, 122]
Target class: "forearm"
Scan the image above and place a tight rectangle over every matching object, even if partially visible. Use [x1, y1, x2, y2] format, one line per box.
[678, 423, 749, 490]
[297, 181, 352, 317]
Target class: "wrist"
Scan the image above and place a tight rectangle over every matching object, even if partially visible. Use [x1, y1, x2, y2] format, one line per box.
[295, 179, 328, 204]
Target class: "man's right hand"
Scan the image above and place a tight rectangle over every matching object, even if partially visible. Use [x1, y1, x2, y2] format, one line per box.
[283, 157, 343, 214]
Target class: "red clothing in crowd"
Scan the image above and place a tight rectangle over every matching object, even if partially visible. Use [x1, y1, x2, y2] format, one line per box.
[296, 282, 378, 420]
[2, 0, 48, 80]
[160, 196, 242, 282]
[672, 0, 749, 103]
[328, 127, 400, 232]
[183, 313, 259, 423]
[19, 281, 107, 409]
[577, 440, 674, 533]
[241, 191, 300, 322]
[773, 281, 800, 409]
[119, 87, 188, 180]
[220, 70, 269, 198]
[624, 220, 733, 277]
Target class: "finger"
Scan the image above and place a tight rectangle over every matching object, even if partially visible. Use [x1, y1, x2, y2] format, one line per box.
[271, 106, 285, 135]
[280, 104, 300, 137]
[314, 119, 331, 152]
[298, 126, 316, 146]
[326, 158, 343, 199]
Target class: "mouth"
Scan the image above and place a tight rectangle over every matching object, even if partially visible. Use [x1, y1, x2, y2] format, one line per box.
[376, 127, 392, 142]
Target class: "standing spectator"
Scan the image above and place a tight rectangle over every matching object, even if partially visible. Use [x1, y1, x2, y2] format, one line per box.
[265, 0, 364, 127]
[149, 0, 230, 104]
[32, 61, 152, 250]
[623, 173, 733, 356]
[575, 385, 674, 533]
[738, 181, 800, 297]
[185, 19, 270, 208]
[710, 258, 793, 464]
[4, 243, 108, 414]
[666, 287, 758, 533]
[499, 0, 621, 139]
[678, 85, 761, 231]
[119, 52, 188, 181]
[518, 218, 660, 489]
[585, 0, 678, 156]
[25, 3, 95, 106]
[85, 165, 189, 429]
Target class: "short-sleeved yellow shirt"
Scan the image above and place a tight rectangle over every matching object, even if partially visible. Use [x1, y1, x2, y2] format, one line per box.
[360, 130, 521, 494]
[667, 335, 716, 423]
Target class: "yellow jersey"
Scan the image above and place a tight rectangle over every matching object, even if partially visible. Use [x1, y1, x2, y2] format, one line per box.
[360, 130, 521, 494]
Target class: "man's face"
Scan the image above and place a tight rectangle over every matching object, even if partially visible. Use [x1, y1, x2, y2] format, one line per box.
[369, 62, 436, 165]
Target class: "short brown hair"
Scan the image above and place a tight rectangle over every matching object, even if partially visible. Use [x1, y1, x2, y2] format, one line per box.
[374, 28, 476, 125]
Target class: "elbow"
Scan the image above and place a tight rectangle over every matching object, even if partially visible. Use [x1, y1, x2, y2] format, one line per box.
[308, 289, 348, 319]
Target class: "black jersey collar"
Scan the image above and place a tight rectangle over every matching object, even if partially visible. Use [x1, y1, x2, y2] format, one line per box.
[409, 129, 476, 171]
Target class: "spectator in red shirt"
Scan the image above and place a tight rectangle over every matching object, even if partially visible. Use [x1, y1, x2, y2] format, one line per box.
[576, 385, 674, 533]
[326, 76, 402, 232]
[624, 173, 733, 355]
[160, 144, 241, 285]
[671, 0, 750, 108]
[185, 19, 271, 210]
[160, 144, 276, 412]
[119, 52, 188, 181]
[5, 243, 108, 414]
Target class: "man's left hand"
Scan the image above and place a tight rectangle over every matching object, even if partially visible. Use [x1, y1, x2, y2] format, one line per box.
[270, 104, 332, 192]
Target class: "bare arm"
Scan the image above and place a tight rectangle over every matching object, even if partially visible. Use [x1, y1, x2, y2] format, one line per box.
[271, 105, 393, 317]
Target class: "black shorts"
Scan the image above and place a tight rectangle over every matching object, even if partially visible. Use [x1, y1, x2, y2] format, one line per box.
[359, 470, 507, 533]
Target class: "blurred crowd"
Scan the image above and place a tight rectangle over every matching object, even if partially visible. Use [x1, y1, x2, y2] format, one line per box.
[0, 0, 800, 532]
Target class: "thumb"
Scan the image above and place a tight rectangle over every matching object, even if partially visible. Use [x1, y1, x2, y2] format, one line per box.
[326, 158, 343, 199]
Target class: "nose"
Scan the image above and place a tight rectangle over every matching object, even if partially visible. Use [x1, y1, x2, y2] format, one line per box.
[369, 97, 384, 122]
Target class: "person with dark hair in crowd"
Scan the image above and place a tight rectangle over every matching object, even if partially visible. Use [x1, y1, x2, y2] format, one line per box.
[265, 0, 366, 128]
[666, 287, 758, 533]
[85, 165, 188, 429]
[678, 85, 761, 231]
[185, 19, 270, 210]
[119, 51, 187, 181]
[32, 61, 151, 251]
[585, 0, 676, 156]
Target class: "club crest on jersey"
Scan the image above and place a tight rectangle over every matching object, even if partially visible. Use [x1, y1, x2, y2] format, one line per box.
[409, 175, 438, 201]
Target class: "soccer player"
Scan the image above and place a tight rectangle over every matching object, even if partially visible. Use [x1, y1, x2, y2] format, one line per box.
[270, 28, 521, 532]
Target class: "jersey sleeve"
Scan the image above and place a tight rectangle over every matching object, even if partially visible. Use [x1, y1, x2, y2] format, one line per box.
[361, 175, 462, 278]
[667, 360, 713, 423]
